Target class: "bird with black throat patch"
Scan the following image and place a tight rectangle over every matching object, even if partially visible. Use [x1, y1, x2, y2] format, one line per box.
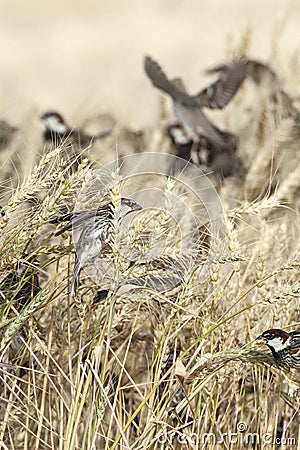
[256, 328, 300, 369]
[40, 110, 112, 151]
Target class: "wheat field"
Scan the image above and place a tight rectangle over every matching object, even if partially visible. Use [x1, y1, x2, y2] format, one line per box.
[0, 2, 300, 449]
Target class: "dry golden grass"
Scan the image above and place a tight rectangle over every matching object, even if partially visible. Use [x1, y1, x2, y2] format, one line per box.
[0, 26, 300, 450]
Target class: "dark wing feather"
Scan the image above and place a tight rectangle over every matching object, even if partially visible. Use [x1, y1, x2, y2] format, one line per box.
[290, 331, 300, 349]
[205, 63, 229, 75]
[144, 56, 180, 99]
[204, 58, 277, 87]
[144, 56, 199, 107]
[195, 59, 247, 109]
[50, 213, 74, 224]
[54, 209, 100, 236]
[53, 205, 113, 236]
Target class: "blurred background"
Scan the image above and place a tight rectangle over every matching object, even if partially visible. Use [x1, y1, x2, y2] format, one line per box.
[0, 0, 299, 129]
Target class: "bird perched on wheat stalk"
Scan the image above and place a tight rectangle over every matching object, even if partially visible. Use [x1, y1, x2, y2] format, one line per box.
[50, 197, 142, 295]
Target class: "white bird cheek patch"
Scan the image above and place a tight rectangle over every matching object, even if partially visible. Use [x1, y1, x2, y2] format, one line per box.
[47, 117, 67, 133]
[268, 337, 285, 351]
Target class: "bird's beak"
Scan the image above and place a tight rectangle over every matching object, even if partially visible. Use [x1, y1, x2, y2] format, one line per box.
[256, 335, 267, 344]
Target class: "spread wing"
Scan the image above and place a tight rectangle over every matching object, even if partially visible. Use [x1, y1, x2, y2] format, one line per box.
[195, 59, 247, 109]
[144, 56, 180, 99]
[144, 56, 199, 107]
[206, 58, 277, 86]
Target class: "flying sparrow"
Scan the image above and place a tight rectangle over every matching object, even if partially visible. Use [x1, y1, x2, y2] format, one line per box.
[40, 110, 112, 150]
[144, 55, 244, 166]
[256, 328, 300, 369]
[51, 198, 142, 295]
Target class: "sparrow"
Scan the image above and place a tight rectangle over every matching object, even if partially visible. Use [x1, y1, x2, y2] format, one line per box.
[144, 55, 244, 167]
[166, 123, 238, 178]
[50, 198, 142, 295]
[40, 110, 112, 150]
[256, 328, 300, 369]
[0, 119, 18, 151]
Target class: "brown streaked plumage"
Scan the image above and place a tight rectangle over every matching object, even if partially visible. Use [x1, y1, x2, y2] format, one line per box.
[256, 328, 300, 369]
[51, 198, 142, 296]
